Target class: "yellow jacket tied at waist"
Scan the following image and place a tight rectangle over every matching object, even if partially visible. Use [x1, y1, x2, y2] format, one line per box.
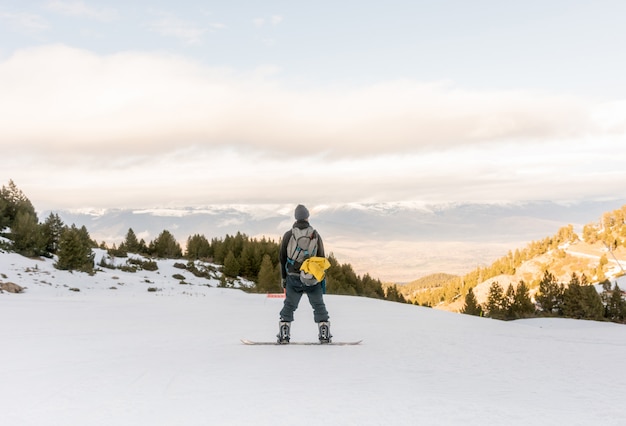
[300, 257, 331, 282]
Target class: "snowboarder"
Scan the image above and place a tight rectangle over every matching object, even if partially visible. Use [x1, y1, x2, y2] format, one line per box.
[278, 204, 331, 344]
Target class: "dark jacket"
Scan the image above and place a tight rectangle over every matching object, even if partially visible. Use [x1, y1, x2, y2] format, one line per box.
[279, 220, 325, 280]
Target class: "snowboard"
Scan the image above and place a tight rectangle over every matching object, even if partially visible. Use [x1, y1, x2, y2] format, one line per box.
[241, 339, 362, 346]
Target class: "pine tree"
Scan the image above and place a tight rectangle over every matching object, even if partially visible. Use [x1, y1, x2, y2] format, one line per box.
[149, 230, 182, 258]
[606, 284, 626, 322]
[11, 210, 44, 256]
[485, 281, 505, 319]
[582, 223, 598, 244]
[239, 243, 259, 279]
[124, 228, 140, 253]
[536, 271, 563, 315]
[211, 237, 226, 264]
[11, 210, 44, 257]
[55, 224, 95, 273]
[562, 274, 603, 320]
[0, 180, 36, 226]
[580, 282, 604, 321]
[562, 274, 585, 319]
[504, 284, 516, 319]
[385, 285, 407, 303]
[186, 234, 210, 260]
[41, 213, 64, 255]
[513, 280, 535, 318]
[256, 254, 280, 293]
[218, 273, 228, 288]
[461, 287, 483, 316]
[362, 273, 386, 299]
[223, 250, 240, 278]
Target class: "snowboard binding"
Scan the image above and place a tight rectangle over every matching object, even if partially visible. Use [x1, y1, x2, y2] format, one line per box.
[318, 321, 332, 344]
[277, 321, 291, 344]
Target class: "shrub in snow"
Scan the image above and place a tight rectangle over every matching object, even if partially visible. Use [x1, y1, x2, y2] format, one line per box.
[127, 258, 158, 271]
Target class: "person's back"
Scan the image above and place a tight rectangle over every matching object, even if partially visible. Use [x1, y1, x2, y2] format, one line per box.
[277, 204, 331, 343]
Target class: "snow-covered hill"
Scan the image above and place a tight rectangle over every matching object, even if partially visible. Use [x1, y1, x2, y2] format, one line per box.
[2, 250, 626, 425]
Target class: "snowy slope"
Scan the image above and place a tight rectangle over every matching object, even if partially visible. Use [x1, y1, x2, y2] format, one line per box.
[2, 250, 626, 425]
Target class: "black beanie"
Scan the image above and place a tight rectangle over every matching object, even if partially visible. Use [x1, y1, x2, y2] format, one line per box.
[294, 204, 309, 221]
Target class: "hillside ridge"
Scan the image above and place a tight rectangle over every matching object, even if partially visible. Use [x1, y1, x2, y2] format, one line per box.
[408, 204, 626, 313]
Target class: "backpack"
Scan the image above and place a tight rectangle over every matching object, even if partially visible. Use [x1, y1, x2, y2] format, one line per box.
[286, 226, 319, 285]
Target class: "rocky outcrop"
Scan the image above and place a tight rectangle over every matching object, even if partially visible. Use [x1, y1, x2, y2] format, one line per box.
[0, 282, 24, 293]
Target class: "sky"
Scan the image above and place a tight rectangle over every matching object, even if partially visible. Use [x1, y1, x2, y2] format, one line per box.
[1, 0, 626, 211]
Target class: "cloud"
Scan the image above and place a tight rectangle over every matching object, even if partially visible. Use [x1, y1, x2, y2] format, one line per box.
[147, 11, 224, 45]
[209, 22, 227, 31]
[0, 11, 49, 33]
[253, 15, 283, 27]
[45, 0, 118, 21]
[2, 44, 613, 162]
[2, 44, 626, 210]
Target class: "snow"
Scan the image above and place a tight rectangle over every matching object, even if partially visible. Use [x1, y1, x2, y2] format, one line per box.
[2, 250, 626, 425]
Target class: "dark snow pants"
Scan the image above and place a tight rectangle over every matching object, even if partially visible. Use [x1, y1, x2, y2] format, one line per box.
[280, 275, 329, 323]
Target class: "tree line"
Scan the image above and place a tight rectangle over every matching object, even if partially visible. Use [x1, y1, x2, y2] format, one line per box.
[461, 271, 626, 323]
[1, 180, 406, 303]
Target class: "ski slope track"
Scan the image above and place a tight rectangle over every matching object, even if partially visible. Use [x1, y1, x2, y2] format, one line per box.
[1, 249, 626, 425]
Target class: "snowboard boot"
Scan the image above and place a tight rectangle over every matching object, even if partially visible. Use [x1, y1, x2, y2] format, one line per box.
[318, 321, 332, 344]
[277, 321, 291, 344]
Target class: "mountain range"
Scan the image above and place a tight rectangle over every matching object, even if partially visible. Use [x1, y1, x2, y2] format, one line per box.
[44, 199, 626, 282]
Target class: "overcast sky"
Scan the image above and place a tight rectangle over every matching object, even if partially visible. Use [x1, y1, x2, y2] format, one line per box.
[2, 0, 626, 211]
